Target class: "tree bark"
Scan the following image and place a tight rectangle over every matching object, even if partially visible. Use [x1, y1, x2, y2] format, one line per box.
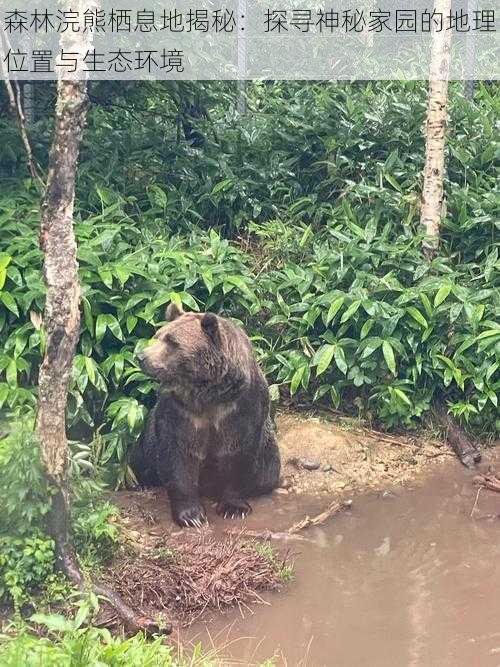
[420, 0, 452, 260]
[36, 7, 170, 635]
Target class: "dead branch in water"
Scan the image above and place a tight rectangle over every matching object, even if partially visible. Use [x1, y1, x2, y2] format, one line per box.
[473, 473, 500, 494]
[225, 499, 353, 541]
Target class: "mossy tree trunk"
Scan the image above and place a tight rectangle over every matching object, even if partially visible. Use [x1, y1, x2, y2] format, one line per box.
[420, 0, 452, 260]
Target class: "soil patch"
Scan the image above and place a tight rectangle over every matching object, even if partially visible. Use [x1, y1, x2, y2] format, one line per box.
[277, 409, 463, 496]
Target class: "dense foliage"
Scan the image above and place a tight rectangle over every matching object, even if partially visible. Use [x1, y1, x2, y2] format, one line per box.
[0, 81, 498, 491]
[0, 425, 118, 605]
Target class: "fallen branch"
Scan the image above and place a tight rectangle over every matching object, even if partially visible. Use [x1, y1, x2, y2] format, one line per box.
[225, 499, 352, 541]
[473, 473, 500, 493]
[433, 402, 481, 468]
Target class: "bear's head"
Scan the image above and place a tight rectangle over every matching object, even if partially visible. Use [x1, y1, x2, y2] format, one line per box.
[136, 303, 227, 394]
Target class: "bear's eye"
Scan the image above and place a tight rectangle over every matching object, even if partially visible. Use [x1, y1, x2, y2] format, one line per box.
[163, 334, 178, 348]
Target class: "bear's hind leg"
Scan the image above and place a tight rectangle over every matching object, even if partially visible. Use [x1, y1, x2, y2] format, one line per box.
[243, 418, 281, 497]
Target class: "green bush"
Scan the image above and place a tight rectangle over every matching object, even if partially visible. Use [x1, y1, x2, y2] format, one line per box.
[0, 425, 119, 605]
[0, 626, 183, 667]
[0, 81, 498, 488]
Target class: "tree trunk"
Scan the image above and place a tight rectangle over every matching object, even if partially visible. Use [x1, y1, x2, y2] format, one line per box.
[36, 11, 170, 635]
[420, 0, 452, 260]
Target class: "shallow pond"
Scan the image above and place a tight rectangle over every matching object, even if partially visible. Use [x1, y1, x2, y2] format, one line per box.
[184, 467, 500, 666]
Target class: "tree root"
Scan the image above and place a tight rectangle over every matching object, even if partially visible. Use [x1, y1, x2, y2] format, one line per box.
[49, 490, 171, 636]
[225, 499, 352, 541]
[433, 403, 481, 468]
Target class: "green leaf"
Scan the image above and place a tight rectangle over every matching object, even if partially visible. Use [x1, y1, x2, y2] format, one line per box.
[290, 366, 306, 395]
[211, 178, 233, 195]
[360, 319, 374, 339]
[384, 173, 402, 192]
[6, 359, 17, 387]
[315, 344, 335, 376]
[434, 284, 452, 307]
[0, 253, 12, 270]
[95, 314, 107, 342]
[333, 346, 348, 375]
[419, 293, 433, 318]
[326, 296, 345, 325]
[0, 292, 19, 316]
[394, 388, 411, 406]
[361, 337, 383, 358]
[106, 315, 123, 341]
[97, 267, 113, 289]
[127, 401, 138, 430]
[82, 297, 93, 336]
[340, 300, 361, 324]
[476, 329, 500, 341]
[29, 613, 74, 633]
[126, 315, 138, 333]
[382, 341, 396, 375]
[406, 307, 428, 329]
[84, 356, 96, 385]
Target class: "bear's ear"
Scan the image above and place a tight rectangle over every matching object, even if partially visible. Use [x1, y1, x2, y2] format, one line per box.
[165, 302, 184, 322]
[201, 313, 220, 344]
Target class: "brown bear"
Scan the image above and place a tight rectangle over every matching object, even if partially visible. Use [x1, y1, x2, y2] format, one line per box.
[131, 303, 281, 527]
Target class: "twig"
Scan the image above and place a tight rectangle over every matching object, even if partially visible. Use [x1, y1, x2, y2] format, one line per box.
[0, 29, 43, 184]
[470, 487, 481, 517]
[225, 499, 352, 540]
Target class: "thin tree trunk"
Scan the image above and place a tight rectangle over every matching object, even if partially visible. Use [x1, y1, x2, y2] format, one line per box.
[420, 0, 452, 260]
[0, 30, 42, 182]
[36, 6, 169, 635]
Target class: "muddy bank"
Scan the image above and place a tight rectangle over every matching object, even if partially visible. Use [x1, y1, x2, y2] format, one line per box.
[276, 410, 457, 496]
[108, 412, 497, 632]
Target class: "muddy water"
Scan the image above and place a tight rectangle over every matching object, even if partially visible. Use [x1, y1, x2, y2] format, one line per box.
[185, 469, 500, 666]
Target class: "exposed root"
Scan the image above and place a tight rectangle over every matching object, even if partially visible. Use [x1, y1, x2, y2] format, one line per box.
[49, 490, 170, 636]
[433, 403, 481, 468]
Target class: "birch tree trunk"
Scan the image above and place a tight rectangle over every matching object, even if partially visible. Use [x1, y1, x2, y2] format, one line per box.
[420, 0, 452, 259]
[36, 2, 169, 635]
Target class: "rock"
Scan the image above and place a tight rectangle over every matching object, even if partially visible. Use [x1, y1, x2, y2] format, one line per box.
[297, 457, 321, 471]
[322, 464, 334, 473]
[279, 477, 293, 489]
[275, 488, 289, 495]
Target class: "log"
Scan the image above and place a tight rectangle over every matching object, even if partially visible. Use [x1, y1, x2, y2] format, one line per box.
[433, 403, 481, 468]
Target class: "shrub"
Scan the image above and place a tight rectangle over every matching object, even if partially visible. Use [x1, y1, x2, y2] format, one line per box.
[0, 425, 119, 605]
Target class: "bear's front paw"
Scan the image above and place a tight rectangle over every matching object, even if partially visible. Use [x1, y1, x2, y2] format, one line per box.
[216, 498, 252, 520]
[173, 503, 207, 528]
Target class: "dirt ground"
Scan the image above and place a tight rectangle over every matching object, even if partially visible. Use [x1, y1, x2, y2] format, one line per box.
[276, 410, 456, 496]
[114, 410, 498, 548]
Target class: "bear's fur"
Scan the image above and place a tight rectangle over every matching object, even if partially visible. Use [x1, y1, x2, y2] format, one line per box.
[130, 303, 281, 527]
